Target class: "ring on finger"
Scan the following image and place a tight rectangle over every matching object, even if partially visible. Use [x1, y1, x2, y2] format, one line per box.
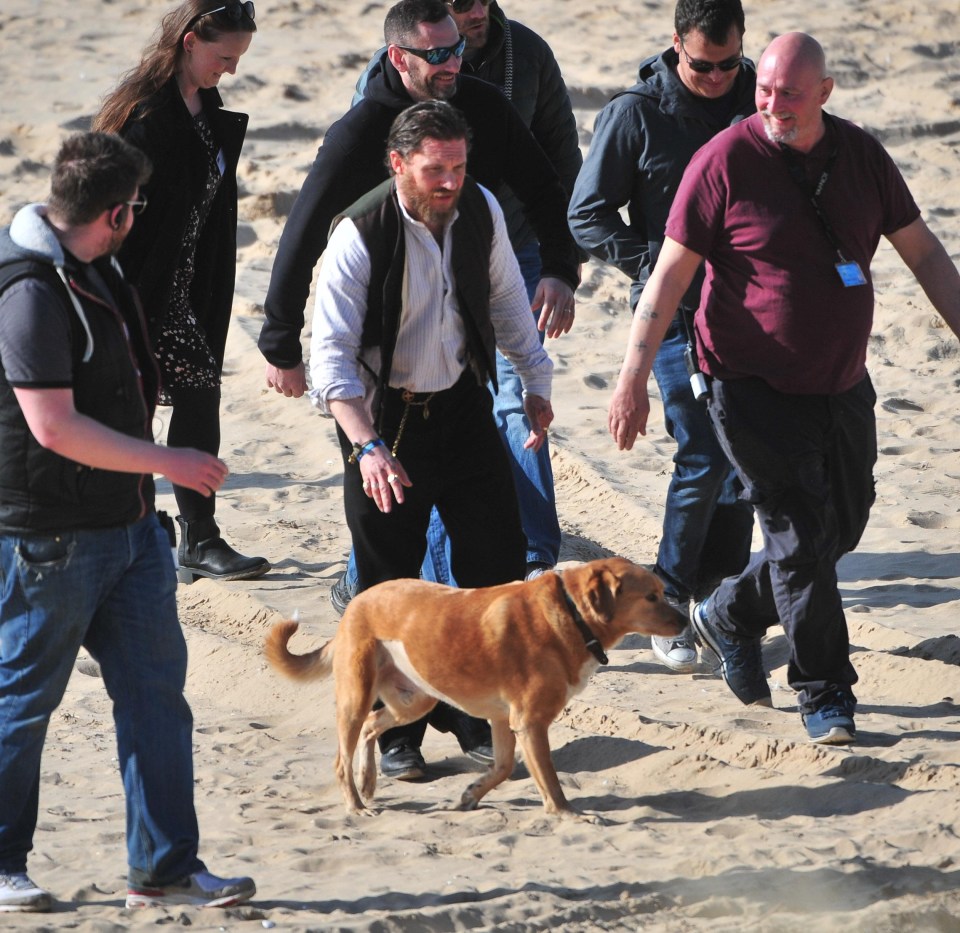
[387, 473, 399, 483]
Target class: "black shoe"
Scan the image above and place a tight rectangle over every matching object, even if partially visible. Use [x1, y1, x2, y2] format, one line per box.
[691, 600, 772, 707]
[330, 569, 358, 617]
[176, 516, 270, 584]
[380, 743, 426, 781]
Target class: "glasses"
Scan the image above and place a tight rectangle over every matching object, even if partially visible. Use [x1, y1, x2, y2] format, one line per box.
[680, 38, 743, 74]
[117, 197, 148, 216]
[396, 35, 466, 65]
[194, 1, 255, 24]
[446, 0, 490, 13]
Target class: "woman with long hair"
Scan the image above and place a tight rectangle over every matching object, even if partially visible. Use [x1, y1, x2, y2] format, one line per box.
[95, 0, 268, 582]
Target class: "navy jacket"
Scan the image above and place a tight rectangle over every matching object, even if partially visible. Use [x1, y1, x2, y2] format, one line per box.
[568, 49, 756, 310]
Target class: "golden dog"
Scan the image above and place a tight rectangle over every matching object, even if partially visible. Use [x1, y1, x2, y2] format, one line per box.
[265, 557, 685, 818]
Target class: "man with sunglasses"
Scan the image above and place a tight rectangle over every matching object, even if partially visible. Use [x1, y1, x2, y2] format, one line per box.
[0, 132, 256, 911]
[569, 0, 756, 675]
[339, 0, 581, 605]
[258, 2, 580, 576]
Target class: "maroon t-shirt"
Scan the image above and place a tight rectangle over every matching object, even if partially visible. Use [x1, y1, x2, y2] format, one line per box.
[666, 112, 920, 394]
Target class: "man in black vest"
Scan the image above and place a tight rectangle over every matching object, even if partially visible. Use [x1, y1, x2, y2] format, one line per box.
[0, 132, 255, 911]
[309, 101, 553, 780]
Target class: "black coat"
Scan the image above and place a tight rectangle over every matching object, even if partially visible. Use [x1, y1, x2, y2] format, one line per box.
[117, 79, 248, 370]
[258, 64, 580, 368]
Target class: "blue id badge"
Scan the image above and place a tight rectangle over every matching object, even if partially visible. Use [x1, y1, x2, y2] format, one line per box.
[836, 260, 867, 287]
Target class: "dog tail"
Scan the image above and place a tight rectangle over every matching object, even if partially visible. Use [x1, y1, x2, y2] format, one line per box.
[264, 620, 334, 682]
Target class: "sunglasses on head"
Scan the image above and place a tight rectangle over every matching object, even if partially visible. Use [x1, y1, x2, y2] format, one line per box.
[396, 34, 467, 65]
[680, 38, 743, 74]
[194, 1, 256, 25]
[446, 0, 490, 13]
[117, 196, 148, 216]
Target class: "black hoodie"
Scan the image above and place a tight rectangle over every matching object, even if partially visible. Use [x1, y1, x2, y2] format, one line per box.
[259, 63, 580, 368]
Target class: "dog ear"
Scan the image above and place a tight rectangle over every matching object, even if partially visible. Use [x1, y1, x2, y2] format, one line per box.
[585, 564, 620, 622]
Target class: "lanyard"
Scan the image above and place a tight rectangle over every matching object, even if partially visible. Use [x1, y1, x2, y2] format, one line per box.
[779, 141, 851, 263]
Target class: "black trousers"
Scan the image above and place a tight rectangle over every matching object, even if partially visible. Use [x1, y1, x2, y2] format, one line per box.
[338, 371, 526, 750]
[165, 385, 221, 522]
[705, 375, 877, 712]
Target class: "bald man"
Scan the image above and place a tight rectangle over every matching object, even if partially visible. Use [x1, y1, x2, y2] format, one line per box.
[608, 33, 960, 744]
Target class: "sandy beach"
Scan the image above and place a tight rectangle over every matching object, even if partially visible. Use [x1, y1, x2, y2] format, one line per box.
[1, 0, 958, 929]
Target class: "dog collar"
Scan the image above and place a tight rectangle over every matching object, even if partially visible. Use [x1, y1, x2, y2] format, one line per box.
[558, 575, 609, 665]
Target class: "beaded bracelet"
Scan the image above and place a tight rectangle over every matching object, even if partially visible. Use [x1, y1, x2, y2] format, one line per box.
[348, 437, 386, 465]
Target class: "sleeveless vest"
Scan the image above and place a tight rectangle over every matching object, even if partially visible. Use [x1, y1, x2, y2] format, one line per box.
[332, 177, 497, 429]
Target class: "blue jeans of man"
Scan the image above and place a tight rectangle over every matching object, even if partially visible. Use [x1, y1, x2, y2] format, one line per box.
[344, 241, 560, 589]
[705, 375, 876, 712]
[651, 319, 754, 602]
[0, 513, 204, 886]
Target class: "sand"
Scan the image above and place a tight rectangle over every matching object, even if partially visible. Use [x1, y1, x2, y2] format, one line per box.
[1, 0, 958, 929]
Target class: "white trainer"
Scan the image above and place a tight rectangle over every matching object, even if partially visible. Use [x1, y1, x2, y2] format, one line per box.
[0, 873, 53, 913]
[651, 624, 698, 673]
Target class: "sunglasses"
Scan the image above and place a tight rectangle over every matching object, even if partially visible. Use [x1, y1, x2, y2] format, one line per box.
[680, 38, 743, 74]
[195, 1, 256, 24]
[447, 0, 490, 13]
[117, 197, 148, 216]
[396, 34, 466, 65]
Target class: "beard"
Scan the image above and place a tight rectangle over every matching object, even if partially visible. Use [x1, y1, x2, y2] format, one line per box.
[761, 111, 798, 145]
[406, 69, 457, 102]
[397, 175, 461, 228]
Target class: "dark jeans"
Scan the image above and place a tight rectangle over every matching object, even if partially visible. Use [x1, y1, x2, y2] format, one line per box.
[705, 375, 877, 711]
[338, 371, 526, 751]
[651, 320, 754, 602]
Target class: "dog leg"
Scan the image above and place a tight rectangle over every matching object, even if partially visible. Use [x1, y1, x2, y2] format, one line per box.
[513, 721, 583, 819]
[458, 719, 515, 810]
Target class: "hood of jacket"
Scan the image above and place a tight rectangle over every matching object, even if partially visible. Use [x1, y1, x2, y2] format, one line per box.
[623, 47, 756, 126]
[1, 203, 101, 362]
[3, 203, 66, 268]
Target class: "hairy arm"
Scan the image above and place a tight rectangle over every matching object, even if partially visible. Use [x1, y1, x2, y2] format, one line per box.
[887, 216, 960, 340]
[608, 237, 703, 450]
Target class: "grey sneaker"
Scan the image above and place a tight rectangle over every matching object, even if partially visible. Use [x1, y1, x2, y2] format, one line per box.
[651, 624, 699, 673]
[330, 570, 358, 616]
[524, 562, 553, 580]
[126, 870, 256, 908]
[0, 873, 53, 913]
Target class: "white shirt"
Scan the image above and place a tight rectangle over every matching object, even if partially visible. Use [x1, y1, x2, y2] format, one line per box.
[309, 183, 552, 416]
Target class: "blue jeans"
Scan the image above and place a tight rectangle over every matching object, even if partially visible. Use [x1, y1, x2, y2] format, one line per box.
[345, 241, 560, 589]
[651, 320, 754, 602]
[0, 514, 204, 886]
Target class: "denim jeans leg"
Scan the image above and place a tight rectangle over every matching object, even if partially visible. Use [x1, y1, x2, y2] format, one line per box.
[651, 324, 753, 601]
[0, 532, 93, 873]
[489, 241, 561, 567]
[82, 515, 203, 887]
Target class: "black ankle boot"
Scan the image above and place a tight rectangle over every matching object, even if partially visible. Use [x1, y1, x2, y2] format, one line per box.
[175, 516, 270, 584]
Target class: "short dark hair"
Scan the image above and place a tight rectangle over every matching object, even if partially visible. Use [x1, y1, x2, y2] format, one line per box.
[49, 132, 152, 226]
[386, 100, 472, 170]
[384, 0, 450, 46]
[674, 0, 745, 46]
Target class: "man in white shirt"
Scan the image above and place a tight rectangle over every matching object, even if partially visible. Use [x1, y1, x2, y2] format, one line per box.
[310, 101, 553, 779]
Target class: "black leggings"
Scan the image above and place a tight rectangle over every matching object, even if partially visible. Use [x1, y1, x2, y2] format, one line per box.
[164, 385, 221, 522]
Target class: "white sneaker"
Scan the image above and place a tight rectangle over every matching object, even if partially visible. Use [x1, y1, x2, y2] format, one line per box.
[0, 873, 53, 912]
[651, 624, 698, 673]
